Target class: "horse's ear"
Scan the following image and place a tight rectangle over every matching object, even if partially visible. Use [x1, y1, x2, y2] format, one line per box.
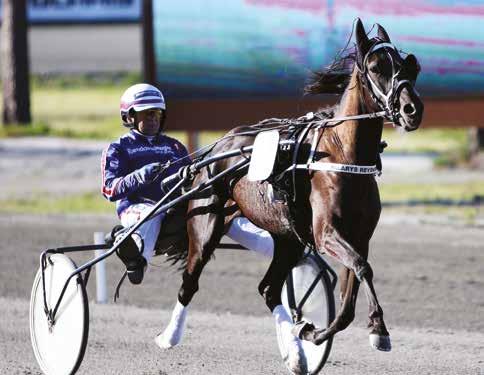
[403, 54, 421, 81]
[355, 18, 369, 68]
[376, 24, 391, 43]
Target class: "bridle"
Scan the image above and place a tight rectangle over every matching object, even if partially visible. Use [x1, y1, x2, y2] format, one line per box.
[356, 41, 414, 127]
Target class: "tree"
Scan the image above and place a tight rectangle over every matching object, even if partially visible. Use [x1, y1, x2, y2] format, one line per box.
[1, 0, 31, 126]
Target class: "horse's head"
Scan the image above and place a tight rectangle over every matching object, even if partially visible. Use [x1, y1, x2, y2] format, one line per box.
[355, 19, 424, 131]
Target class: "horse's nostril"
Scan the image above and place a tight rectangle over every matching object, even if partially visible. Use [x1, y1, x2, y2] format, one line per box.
[403, 103, 416, 116]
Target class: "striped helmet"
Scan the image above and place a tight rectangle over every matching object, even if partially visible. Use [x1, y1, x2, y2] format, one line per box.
[119, 83, 166, 125]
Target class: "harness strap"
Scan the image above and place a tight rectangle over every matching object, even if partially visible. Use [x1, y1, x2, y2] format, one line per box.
[293, 162, 378, 175]
[291, 120, 315, 201]
[313, 111, 387, 125]
[288, 111, 383, 177]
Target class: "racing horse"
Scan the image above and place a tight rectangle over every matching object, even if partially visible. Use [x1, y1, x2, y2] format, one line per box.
[156, 19, 423, 364]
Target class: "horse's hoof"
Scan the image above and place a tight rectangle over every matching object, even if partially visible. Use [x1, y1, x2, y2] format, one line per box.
[369, 333, 391, 352]
[291, 320, 315, 340]
[154, 332, 178, 349]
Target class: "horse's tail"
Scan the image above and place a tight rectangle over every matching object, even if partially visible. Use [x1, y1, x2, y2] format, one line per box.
[164, 245, 188, 271]
[155, 202, 190, 271]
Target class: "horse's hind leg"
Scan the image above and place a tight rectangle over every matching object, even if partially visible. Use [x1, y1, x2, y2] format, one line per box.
[258, 237, 303, 311]
[155, 195, 225, 349]
[258, 237, 306, 372]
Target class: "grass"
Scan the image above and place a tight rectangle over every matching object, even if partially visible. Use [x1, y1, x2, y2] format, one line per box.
[381, 127, 468, 154]
[383, 205, 483, 224]
[0, 122, 50, 137]
[31, 85, 125, 139]
[379, 181, 484, 202]
[0, 192, 112, 215]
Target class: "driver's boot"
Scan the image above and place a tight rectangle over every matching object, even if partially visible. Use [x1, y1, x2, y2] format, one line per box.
[115, 234, 147, 285]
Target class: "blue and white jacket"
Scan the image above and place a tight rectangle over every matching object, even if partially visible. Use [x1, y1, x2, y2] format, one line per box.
[101, 129, 191, 216]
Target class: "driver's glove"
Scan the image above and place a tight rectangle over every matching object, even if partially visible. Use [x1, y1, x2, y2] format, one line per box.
[133, 162, 164, 185]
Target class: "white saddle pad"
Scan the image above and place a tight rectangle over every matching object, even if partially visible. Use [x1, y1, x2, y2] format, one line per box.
[248, 130, 280, 182]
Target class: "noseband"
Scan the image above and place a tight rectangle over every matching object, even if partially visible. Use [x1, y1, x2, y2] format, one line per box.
[357, 42, 413, 126]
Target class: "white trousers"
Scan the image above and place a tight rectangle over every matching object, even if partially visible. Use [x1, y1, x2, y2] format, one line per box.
[120, 203, 165, 265]
[226, 217, 274, 258]
[120, 205, 274, 263]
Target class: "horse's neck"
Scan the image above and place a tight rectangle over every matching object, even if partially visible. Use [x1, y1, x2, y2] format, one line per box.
[329, 70, 383, 166]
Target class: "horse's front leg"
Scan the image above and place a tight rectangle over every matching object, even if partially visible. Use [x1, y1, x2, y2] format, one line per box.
[155, 195, 225, 349]
[336, 266, 361, 330]
[295, 224, 390, 351]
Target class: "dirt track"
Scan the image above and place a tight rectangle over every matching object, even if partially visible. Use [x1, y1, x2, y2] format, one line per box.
[0, 137, 483, 374]
[0, 213, 483, 375]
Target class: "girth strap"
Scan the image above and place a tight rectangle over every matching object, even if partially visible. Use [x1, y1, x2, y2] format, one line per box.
[293, 162, 378, 175]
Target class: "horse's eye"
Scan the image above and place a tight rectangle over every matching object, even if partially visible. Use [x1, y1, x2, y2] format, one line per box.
[368, 62, 379, 74]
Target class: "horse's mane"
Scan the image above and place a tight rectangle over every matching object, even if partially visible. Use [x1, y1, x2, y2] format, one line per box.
[304, 48, 356, 95]
[305, 29, 395, 96]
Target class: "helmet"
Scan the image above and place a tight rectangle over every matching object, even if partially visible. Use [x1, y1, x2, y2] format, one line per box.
[120, 83, 166, 128]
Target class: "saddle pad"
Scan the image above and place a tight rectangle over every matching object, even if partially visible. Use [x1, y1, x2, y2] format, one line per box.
[248, 130, 280, 181]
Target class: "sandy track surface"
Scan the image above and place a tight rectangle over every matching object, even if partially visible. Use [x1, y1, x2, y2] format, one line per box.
[3, 297, 483, 375]
[0, 213, 483, 374]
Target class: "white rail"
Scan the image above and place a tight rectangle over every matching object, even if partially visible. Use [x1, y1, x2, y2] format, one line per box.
[93, 232, 108, 304]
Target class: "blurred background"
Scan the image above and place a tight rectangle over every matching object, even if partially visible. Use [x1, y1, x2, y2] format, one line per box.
[0, 0, 483, 221]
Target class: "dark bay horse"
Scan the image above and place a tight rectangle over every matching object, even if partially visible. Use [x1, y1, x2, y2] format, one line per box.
[155, 18, 423, 365]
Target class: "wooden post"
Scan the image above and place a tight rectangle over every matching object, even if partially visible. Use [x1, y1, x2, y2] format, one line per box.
[1, 0, 31, 126]
[142, 0, 155, 84]
[187, 131, 200, 153]
[469, 127, 484, 167]
[469, 128, 484, 153]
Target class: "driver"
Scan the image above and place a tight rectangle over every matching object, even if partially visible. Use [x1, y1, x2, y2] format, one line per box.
[101, 83, 274, 285]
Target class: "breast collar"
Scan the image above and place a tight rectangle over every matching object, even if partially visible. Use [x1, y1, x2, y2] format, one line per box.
[284, 112, 381, 181]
